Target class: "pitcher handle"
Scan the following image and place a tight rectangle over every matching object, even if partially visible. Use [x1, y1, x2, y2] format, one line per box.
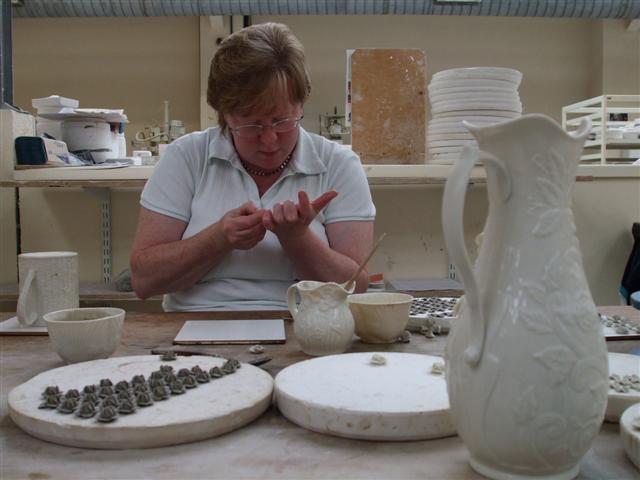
[442, 147, 511, 367]
[287, 284, 300, 318]
[17, 269, 38, 326]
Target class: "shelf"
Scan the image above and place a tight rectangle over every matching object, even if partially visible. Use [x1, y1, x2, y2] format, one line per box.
[562, 94, 640, 165]
[2, 164, 638, 188]
[0, 283, 161, 302]
[1, 165, 152, 187]
[585, 139, 640, 149]
[0, 282, 462, 303]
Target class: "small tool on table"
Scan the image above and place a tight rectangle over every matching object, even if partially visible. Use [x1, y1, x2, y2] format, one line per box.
[151, 348, 272, 367]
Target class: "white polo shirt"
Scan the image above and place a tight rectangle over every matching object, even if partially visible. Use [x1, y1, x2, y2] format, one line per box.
[140, 127, 376, 311]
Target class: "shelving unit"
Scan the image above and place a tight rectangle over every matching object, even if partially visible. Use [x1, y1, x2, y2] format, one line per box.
[562, 95, 640, 164]
[0, 282, 161, 302]
[3, 163, 638, 303]
[4, 163, 638, 189]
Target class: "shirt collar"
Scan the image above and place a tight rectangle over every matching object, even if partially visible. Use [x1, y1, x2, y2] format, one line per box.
[207, 127, 327, 175]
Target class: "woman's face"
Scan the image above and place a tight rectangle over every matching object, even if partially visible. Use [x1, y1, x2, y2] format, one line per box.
[225, 100, 303, 169]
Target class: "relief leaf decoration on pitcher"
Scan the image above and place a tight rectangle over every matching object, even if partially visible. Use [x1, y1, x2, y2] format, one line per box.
[513, 385, 538, 426]
[533, 345, 577, 385]
[517, 247, 597, 339]
[528, 149, 576, 237]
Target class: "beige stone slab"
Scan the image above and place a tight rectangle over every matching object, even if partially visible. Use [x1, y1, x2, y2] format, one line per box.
[275, 352, 455, 441]
[350, 49, 426, 164]
[8, 355, 273, 449]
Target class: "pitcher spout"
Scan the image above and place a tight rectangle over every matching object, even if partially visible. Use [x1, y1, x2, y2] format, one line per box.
[464, 114, 591, 149]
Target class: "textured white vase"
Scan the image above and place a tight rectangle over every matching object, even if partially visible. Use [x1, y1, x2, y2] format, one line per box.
[442, 114, 608, 480]
[17, 252, 79, 327]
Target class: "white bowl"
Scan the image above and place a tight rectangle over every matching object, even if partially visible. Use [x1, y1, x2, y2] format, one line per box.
[348, 293, 413, 344]
[44, 307, 125, 364]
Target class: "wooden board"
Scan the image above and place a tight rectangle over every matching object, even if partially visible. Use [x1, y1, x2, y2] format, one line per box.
[350, 49, 426, 164]
[274, 352, 455, 441]
[8, 355, 273, 449]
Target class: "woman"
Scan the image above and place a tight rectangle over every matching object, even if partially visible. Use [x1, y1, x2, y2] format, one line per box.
[130, 22, 375, 310]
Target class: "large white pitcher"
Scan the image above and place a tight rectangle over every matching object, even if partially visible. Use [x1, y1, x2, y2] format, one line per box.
[442, 114, 608, 480]
[287, 281, 355, 356]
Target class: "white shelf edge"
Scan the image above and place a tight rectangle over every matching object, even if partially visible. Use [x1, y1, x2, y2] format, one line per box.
[8, 163, 640, 184]
[12, 165, 155, 181]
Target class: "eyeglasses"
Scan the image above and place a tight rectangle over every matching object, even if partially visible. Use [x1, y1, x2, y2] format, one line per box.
[230, 115, 303, 139]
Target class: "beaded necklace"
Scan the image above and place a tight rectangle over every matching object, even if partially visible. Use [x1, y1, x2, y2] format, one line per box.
[240, 154, 292, 177]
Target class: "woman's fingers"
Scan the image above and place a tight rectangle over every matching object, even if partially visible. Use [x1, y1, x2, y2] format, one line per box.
[283, 200, 298, 222]
[265, 191, 339, 232]
[262, 210, 276, 231]
[310, 190, 338, 213]
[271, 203, 284, 224]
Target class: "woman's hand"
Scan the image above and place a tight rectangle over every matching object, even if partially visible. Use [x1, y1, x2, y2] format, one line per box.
[220, 201, 267, 250]
[262, 191, 338, 240]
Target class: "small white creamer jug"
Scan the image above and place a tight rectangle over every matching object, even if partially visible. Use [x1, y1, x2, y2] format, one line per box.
[442, 114, 608, 480]
[287, 280, 355, 356]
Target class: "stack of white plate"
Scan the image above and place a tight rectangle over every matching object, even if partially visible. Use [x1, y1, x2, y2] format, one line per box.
[427, 67, 523, 164]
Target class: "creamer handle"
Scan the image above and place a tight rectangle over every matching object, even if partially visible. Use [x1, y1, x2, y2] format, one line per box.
[442, 147, 511, 367]
[17, 269, 38, 326]
[287, 284, 300, 318]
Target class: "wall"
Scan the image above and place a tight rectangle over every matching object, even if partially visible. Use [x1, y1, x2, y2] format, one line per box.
[8, 16, 200, 283]
[601, 20, 640, 94]
[262, 15, 596, 132]
[5, 15, 640, 305]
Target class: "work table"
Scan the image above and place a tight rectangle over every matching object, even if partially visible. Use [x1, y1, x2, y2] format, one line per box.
[1, 307, 639, 480]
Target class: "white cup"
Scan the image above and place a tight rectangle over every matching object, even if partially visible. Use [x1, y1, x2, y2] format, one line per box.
[17, 252, 79, 327]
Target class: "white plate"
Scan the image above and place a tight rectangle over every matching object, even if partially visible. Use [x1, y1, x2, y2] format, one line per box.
[429, 78, 521, 91]
[428, 117, 514, 129]
[620, 404, 640, 471]
[430, 92, 521, 104]
[274, 352, 456, 441]
[428, 146, 466, 154]
[432, 101, 522, 115]
[428, 84, 520, 95]
[427, 127, 471, 136]
[606, 352, 640, 423]
[428, 139, 477, 148]
[432, 67, 522, 84]
[427, 132, 476, 141]
[429, 116, 510, 125]
[427, 153, 460, 164]
[429, 94, 522, 108]
[433, 111, 520, 120]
